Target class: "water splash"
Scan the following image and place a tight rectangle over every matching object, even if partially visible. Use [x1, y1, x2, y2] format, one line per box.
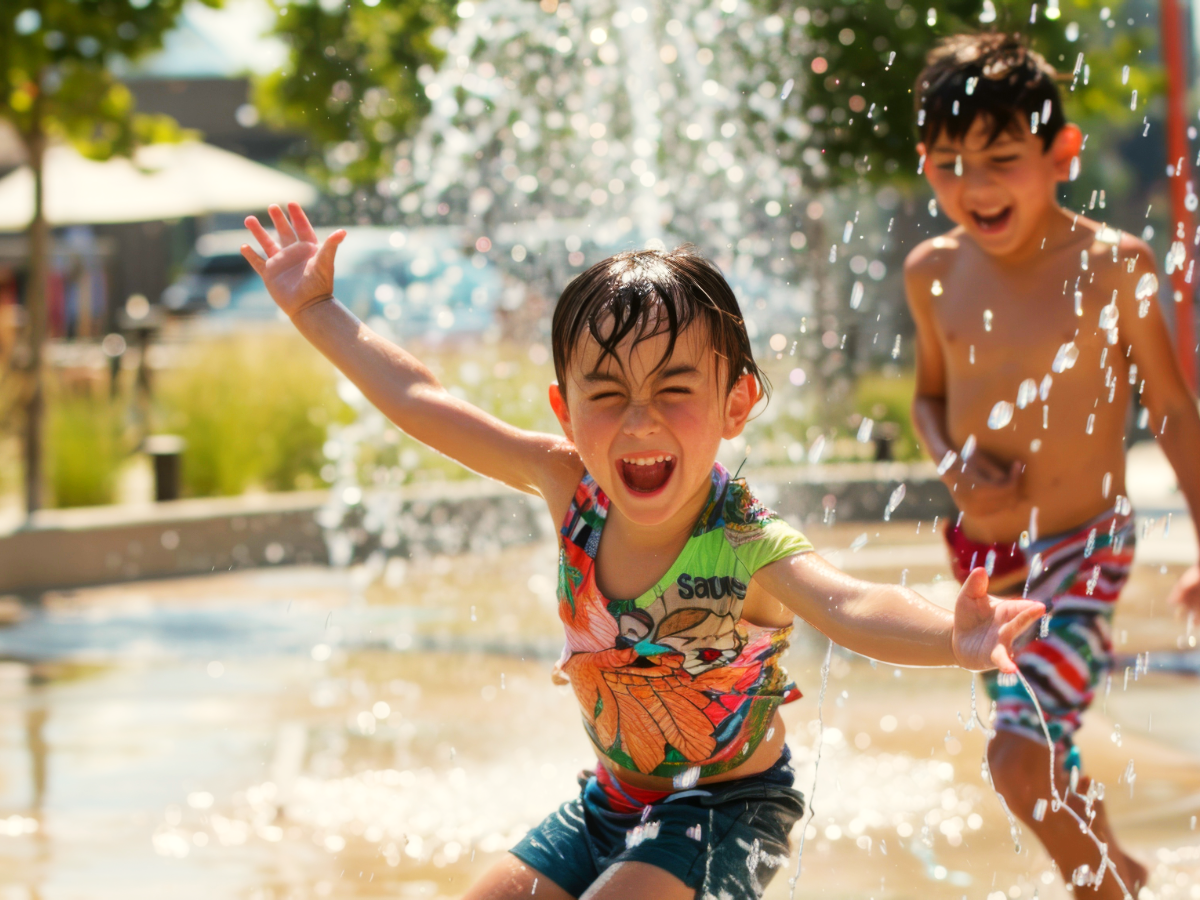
[787, 640, 833, 900]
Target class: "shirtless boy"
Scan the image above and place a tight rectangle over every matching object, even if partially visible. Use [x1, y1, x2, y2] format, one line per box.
[242, 203, 1045, 900]
[906, 33, 1200, 898]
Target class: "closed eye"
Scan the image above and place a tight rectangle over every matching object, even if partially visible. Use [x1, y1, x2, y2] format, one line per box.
[991, 155, 1019, 164]
[661, 386, 692, 395]
[588, 391, 622, 401]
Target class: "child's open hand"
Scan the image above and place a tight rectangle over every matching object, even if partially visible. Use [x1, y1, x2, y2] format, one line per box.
[1167, 564, 1200, 617]
[951, 567, 1046, 672]
[241, 202, 347, 320]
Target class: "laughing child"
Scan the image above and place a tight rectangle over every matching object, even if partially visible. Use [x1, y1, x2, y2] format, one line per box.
[906, 33, 1200, 899]
[243, 203, 1044, 900]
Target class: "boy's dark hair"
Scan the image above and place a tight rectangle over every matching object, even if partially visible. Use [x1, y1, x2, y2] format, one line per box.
[915, 33, 1065, 151]
[551, 247, 768, 401]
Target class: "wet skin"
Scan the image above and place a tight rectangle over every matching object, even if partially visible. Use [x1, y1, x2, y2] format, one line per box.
[907, 116, 1199, 897]
[908, 118, 1200, 571]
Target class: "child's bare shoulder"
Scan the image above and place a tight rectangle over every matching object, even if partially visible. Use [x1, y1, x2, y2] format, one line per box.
[904, 230, 964, 277]
[903, 230, 963, 310]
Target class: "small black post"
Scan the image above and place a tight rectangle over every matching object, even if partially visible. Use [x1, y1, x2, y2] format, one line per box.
[144, 434, 186, 502]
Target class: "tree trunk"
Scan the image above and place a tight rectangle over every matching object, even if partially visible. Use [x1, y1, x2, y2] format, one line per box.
[23, 98, 48, 517]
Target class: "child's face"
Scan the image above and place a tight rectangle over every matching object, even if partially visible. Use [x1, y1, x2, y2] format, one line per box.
[549, 320, 756, 528]
[920, 116, 1082, 257]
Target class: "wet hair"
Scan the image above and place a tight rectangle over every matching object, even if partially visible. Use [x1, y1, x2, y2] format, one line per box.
[915, 33, 1065, 152]
[551, 247, 767, 402]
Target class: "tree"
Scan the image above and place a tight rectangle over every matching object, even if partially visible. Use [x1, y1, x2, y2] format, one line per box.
[0, 0, 209, 515]
[254, 0, 456, 208]
[793, 0, 1156, 193]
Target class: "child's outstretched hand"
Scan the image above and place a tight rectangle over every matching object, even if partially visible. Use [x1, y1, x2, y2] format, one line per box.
[241, 202, 347, 319]
[951, 567, 1046, 673]
[1167, 564, 1200, 617]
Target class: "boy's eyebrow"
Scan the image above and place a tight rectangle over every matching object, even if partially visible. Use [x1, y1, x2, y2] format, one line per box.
[582, 369, 626, 384]
[582, 363, 700, 383]
[657, 364, 701, 379]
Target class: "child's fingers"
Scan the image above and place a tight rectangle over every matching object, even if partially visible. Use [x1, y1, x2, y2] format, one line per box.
[244, 216, 278, 256]
[963, 566, 990, 600]
[240, 244, 266, 276]
[991, 643, 1018, 675]
[289, 201, 319, 244]
[315, 229, 347, 271]
[267, 204, 297, 246]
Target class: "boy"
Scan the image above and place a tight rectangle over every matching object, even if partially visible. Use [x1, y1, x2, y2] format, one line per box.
[242, 204, 1044, 900]
[906, 33, 1200, 899]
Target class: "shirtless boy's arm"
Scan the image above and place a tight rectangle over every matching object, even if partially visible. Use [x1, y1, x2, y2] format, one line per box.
[241, 204, 582, 518]
[905, 243, 1022, 516]
[1113, 242, 1200, 614]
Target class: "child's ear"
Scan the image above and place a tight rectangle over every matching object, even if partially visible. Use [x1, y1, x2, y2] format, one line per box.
[549, 382, 574, 441]
[917, 141, 932, 186]
[1050, 124, 1083, 181]
[721, 373, 759, 439]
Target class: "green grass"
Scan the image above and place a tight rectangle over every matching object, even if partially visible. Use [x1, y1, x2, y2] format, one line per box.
[48, 389, 124, 508]
[154, 333, 354, 497]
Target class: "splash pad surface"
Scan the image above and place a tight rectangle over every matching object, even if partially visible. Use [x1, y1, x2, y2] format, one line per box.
[0, 520, 1196, 900]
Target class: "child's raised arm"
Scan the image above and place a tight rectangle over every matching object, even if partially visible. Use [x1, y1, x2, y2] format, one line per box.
[241, 203, 582, 514]
[754, 552, 1045, 671]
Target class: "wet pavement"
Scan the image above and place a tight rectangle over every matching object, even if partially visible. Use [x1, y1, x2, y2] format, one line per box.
[0, 519, 1196, 900]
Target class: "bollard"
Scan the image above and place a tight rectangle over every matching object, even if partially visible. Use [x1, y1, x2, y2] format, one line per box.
[873, 422, 900, 462]
[144, 434, 186, 502]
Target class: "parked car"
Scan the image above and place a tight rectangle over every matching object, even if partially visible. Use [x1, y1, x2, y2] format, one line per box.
[161, 231, 257, 314]
[180, 226, 504, 338]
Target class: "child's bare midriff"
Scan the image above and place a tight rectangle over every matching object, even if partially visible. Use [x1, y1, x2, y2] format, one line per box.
[915, 218, 1141, 544]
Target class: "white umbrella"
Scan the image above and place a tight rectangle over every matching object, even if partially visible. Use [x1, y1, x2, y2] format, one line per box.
[0, 141, 318, 232]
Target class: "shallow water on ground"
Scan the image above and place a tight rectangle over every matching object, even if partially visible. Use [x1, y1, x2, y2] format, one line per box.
[0, 521, 1197, 899]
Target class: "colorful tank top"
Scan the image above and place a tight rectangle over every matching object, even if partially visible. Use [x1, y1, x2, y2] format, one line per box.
[556, 462, 813, 778]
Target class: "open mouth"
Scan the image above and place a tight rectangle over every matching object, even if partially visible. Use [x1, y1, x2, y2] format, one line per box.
[619, 454, 677, 495]
[970, 207, 1012, 234]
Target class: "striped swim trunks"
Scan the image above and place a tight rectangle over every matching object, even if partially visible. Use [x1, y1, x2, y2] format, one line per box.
[945, 508, 1136, 751]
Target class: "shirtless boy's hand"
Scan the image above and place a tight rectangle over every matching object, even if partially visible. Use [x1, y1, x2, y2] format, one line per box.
[1167, 564, 1200, 617]
[241, 202, 347, 319]
[945, 453, 1023, 517]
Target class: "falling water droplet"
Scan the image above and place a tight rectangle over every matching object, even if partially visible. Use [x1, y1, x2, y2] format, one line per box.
[884, 484, 907, 521]
[808, 434, 826, 464]
[983, 310, 994, 331]
[1052, 342, 1079, 372]
[954, 155, 963, 176]
[1121, 65, 1130, 85]
[1130, 89, 1137, 110]
[937, 450, 958, 475]
[1080, 249, 1089, 271]
[1033, 799, 1049, 821]
[1135, 272, 1157, 311]
[1102, 472, 1112, 498]
[988, 400, 1014, 429]
[1086, 413, 1096, 434]
[1074, 290, 1083, 316]
[1099, 302, 1119, 330]
[1069, 156, 1080, 181]
[928, 198, 938, 217]
[1016, 378, 1039, 409]
[965, 76, 978, 95]
[931, 279, 943, 296]
[857, 418, 874, 443]
[961, 434, 977, 460]
[850, 281, 864, 309]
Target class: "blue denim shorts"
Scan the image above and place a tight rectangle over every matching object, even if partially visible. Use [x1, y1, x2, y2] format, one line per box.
[510, 747, 805, 899]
